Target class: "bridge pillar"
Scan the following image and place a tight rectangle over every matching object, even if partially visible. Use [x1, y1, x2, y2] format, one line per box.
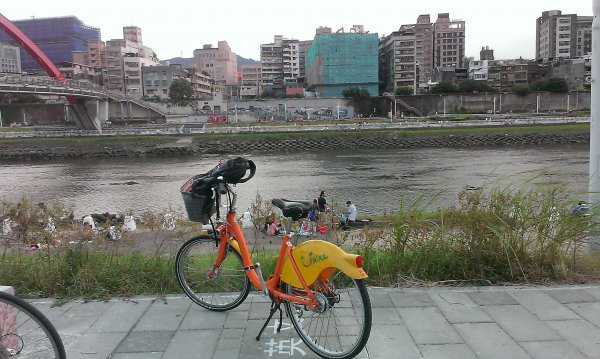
[82, 99, 103, 132]
[98, 99, 109, 123]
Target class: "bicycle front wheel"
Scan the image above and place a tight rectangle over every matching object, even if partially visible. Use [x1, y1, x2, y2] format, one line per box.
[175, 237, 250, 311]
[0, 291, 66, 359]
[284, 271, 371, 359]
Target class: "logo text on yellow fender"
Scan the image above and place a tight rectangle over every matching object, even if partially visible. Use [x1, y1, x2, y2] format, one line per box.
[301, 252, 328, 268]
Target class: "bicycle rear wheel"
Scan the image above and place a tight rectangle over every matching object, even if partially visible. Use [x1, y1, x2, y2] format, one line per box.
[0, 291, 66, 359]
[175, 237, 250, 311]
[284, 271, 371, 359]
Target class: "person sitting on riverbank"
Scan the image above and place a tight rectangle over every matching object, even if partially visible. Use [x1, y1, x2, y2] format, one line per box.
[345, 201, 357, 223]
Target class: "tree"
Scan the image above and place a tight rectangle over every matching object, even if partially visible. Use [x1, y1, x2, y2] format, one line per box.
[530, 77, 569, 93]
[341, 87, 371, 116]
[168, 79, 194, 105]
[458, 79, 496, 94]
[394, 87, 413, 96]
[342, 87, 371, 101]
[512, 84, 531, 97]
[430, 81, 459, 94]
[546, 77, 569, 93]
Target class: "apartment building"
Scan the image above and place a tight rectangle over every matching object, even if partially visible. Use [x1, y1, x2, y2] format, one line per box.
[105, 26, 159, 94]
[414, 15, 434, 85]
[240, 64, 262, 99]
[298, 40, 313, 83]
[468, 60, 489, 81]
[260, 35, 300, 90]
[536, 10, 592, 60]
[0, 42, 21, 73]
[480, 46, 494, 61]
[433, 13, 466, 69]
[193, 41, 238, 86]
[0, 16, 100, 72]
[306, 26, 378, 97]
[187, 69, 212, 99]
[142, 64, 188, 98]
[379, 26, 417, 94]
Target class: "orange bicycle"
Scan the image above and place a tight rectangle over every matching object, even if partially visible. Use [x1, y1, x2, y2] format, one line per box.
[176, 157, 371, 359]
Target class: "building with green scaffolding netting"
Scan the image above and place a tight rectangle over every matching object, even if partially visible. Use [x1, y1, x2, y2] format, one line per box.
[306, 32, 379, 98]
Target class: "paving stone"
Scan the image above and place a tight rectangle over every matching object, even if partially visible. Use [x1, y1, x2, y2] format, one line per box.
[371, 307, 403, 325]
[64, 300, 113, 318]
[419, 343, 477, 359]
[26, 299, 76, 323]
[180, 305, 226, 330]
[110, 352, 163, 359]
[398, 307, 462, 345]
[133, 297, 190, 331]
[115, 330, 174, 353]
[163, 329, 220, 359]
[547, 320, 600, 358]
[520, 340, 587, 359]
[428, 291, 491, 323]
[584, 287, 600, 300]
[467, 290, 518, 305]
[221, 327, 245, 339]
[66, 332, 127, 359]
[544, 288, 597, 303]
[508, 290, 580, 321]
[482, 305, 562, 341]
[365, 324, 421, 359]
[566, 302, 600, 327]
[454, 323, 530, 359]
[367, 291, 394, 308]
[389, 291, 434, 307]
[49, 313, 98, 336]
[88, 299, 152, 333]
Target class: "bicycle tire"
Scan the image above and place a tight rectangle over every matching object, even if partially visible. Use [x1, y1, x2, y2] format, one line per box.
[284, 273, 371, 359]
[175, 236, 250, 311]
[0, 291, 66, 359]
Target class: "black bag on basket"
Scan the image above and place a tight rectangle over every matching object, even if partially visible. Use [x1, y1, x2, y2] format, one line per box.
[209, 157, 256, 184]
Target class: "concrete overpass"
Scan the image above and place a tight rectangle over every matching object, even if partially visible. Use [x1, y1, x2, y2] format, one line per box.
[0, 13, 164, 132]
[0, 74, 166, 131]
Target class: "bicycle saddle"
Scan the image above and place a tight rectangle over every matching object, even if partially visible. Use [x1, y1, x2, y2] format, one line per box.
[272, 198, 312, 221]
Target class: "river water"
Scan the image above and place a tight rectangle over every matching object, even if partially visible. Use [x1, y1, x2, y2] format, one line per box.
[0, 144, 590, 217]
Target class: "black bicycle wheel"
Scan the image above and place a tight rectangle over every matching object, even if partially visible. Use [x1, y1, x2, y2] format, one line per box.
[175, 237, 250, 311]
[0, 291, 66, 359]
[284, 272, 371, 359]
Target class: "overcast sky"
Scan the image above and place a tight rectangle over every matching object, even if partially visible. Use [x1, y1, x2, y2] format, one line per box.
[0, 1, 593, 61]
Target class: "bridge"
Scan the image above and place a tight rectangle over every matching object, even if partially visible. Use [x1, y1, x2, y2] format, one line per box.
[0, 13, 165, 132]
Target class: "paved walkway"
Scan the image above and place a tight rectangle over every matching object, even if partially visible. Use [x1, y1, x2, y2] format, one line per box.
[29, 284, 600, 359]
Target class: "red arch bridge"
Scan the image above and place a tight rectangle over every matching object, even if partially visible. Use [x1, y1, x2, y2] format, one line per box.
[0, 13, 164, 131]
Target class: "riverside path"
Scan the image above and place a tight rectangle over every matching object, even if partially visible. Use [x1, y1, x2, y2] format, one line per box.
[22, 284, 600, 358]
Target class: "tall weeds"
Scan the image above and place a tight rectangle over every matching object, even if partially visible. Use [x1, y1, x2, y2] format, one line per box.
[355, 182, 597, 285]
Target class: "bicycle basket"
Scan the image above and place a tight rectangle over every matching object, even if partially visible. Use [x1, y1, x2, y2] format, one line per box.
[180, 175, 215, 224]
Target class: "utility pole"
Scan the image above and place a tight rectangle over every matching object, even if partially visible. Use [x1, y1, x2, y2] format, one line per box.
[590, 0, 600, 252]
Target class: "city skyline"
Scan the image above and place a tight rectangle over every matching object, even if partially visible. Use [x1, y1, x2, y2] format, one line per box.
[0, 1, 591, 62]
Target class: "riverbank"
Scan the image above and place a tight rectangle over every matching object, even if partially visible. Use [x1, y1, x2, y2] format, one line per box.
[0, 123, 590, 160]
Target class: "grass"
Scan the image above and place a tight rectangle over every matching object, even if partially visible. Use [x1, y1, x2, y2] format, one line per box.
[0, 127, 35, 133]
[193, 123, 589, 142]
[1, 180, 599, 300]
[0, 135, 177, 145]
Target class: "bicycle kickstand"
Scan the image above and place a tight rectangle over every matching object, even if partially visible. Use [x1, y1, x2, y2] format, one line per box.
[255, 300, 283, 341]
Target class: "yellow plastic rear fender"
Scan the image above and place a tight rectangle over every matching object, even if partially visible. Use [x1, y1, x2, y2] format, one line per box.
[280, 240, 368, 288]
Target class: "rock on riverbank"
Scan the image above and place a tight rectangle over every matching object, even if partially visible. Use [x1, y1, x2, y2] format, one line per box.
[0, 131, 590, 161]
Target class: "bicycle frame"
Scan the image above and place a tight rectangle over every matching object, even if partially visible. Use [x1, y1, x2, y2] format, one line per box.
[217, 211, 320, 309]
[207, 184, 367, 309]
